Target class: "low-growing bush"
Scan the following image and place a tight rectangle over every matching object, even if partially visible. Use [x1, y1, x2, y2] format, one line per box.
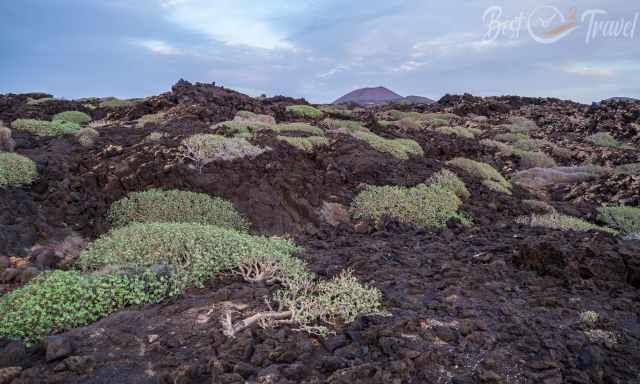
[181, 134, 267, 172]
[507, 116, 537, 132]
[428, 169, 470, 199]
[234, 110, 276, 125]
[273, 123, 325, 136]
[144, 131, 165, 142]
[436, 126, 476, 139]
[517, 150, 557, 169]
[277, 136, 329, 152]
[77, 222, 303, 293]
[322, 118, 362, 132]
[350, 182, 469, 229]
[446, 157, 512, 194]
[495, 132, 530, 143]
[512, 166, 610, 189]
[424, 113, 458, 128]
[0, 270, 167, 345]
[108, 189, 249, 230]
[0, 153, 38, 188]
[135, 112, 166, 128]
[352, 130, 423, 160]
[516, 213, 617, 234]
[212, 120, 273, 137]
[0, 125, 15, 151]
[99, 97, 137, 108]
[26, 97, 55, 105]
[587, 132, 620, 148]
[74, 127, 99, 147]
[286, 105, 324, 119]
[52, 111, 92, 124]
[597, 205, 640, 235]
[11, 119, 80, 136]
[614, 163, 640, 176]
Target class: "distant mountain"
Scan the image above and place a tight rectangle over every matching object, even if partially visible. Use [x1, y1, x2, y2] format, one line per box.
[333, 87, 435, 106]
[603, 97, 638, 102]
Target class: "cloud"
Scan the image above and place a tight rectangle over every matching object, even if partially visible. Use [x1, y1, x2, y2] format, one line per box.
[131, 39, 181, 55]
[412, 33, 522, 59]
[392, 60, 428, 73]
[560, 63, 617, 77]
[158, 0, 303, 50]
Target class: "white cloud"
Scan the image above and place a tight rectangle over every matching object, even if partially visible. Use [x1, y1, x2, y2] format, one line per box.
[131, 39, 181, 55]
[158, 0, 305, 50]
[392, 60, 428, 72]
[560, 63, 617, 77]
[412, 32, 522, 58]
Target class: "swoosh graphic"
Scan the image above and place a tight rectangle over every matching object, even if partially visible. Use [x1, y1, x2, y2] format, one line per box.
[543, 22, 578, 37]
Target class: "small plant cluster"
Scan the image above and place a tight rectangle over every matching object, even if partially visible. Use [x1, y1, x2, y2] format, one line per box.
[587, 132, 620, 148]
[74, 127, 99, 147]
[26, 97, 55, 105]
[0, 270, 167, 345]
[0, 123, 15, 151]
[614, 162, 640, 176]
[108, 189, 249, 231]
[435, 126, 479, 139]
[286, 105, 324, 119]
[136, 112, 166, 129]
[446, 157, 512, 194]
[52, 111, 92, 124]
[377, 111, 458, 129]
[498, 116, 538, 133]
[0, 152, 38, 188]
[321, 118, 362, 133]
[597, 205, 640, 235]
[580, 310, 599, 327]
[349, 169, 470, 229]
[483, 128, 557, 169]
[352, 129, 423, 160]
[99, 97, 139, 108]
[11, 118, 81, 137]
[181, 134, 268, 172]
[214, 112, 324, 138]
[516, 213, 617, 235]
[277, 136, 329, 152]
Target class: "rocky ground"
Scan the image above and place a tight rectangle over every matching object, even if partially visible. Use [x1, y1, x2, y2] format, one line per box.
[1, 81, 639, 383]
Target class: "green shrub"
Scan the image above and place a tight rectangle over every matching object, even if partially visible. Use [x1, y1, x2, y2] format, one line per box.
[77, 222, 303, 293]
[424, 113, 458, 128]
[74, 127, 99, 147]
[446, 157, 512, 194]
[0, 270, 167, 345]
[236, 110, 257, 119]
[352, 130, 423, 160]
[0, 153, 38, 188]
[181, 134, 267, 171]
[495, 132, 530, 143]
[587, 132, 620, 148]
[597, 205, 640, 235]
[286, 105, 324, 119]
[135, 112, 166, 128]
[506, 116, 537, 132]
[614, 163, 640, 176]
[212, 120, 273, 137]
[322, 118, 362, 132]
[436, 126, 476, 139]
[277, 136, 329, 152]
[512, 139, 552, 152]
[350, 183, 469, 229]
[108, 189, 249, 230]
[428, 169, 470, 199]
[0, 125, 15, 152]
[11, 119, 80, 136]
[517, 150, 557, 169]
[273, 123, 325, 136]
[52, 111, 91, 124]
[99, 97, 137, 108]
[233, 111, 276, 125]
[26, 97, 55, 105]
[517, 213, 617, 234]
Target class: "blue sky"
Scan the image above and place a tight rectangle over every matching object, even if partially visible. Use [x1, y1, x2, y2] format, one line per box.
[1, 0, 640, 103]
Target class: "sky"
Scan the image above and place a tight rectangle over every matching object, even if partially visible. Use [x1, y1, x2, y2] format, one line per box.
[1, 0, 640, 103]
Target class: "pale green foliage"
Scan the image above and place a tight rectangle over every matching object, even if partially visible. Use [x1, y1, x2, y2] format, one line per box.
[99, 97, 137, 108]
[235, 110, 258, 119]
[322, 118, 362, 132]
[614, 163, 640, 176]
[0, 152, 38, 188]
[74, 127, 99, 147]
[516, 213, 617, 234]
[580, 310, 599, 327]
[0, 270, 167, 345]
[380, 111, 456, 128]
[26, 97, 55, 105]
[273, 123, 325, 136]
[436, 126, 476, 139]
[495, 132, 530, 143]
[181, 134, 267, 171]
[483, 136, 556, 168]
[0, 125, 15, 152]
[517, 150, 557, 169]
[446, 157, 512, 194]
[277, 136, 329, 152]
[212, 120, 273, 137]
[424, 113, 458, 127]
[350, 182, 469, 229]
[144, 131, 165, 142]
[52, 111, 91, 124]
[597, 205, 640, 235]
[506, 116, 537, 132]
[352, 130, 423, 160]
[587, 132, 620, 148]
[108, 189, 249, 230]
[428, 169, 470, 199]
[11, 119, 80, 136]
[136, 112, 166, 128]
[286, 105, 324, 119]
[77, 222, 302, 294]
